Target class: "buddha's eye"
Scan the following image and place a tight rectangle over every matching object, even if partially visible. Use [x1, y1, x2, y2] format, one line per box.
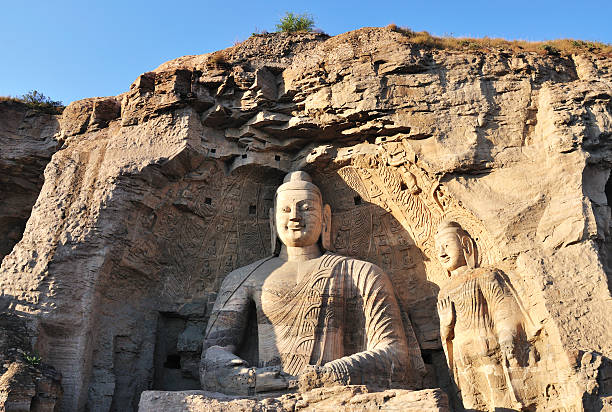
[282, 206, 291, 213]
[302, 204, 310, 210]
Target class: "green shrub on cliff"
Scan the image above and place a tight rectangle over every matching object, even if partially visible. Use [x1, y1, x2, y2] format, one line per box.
[24, 352, 41, 367]
[21, 90, 63, 112]
[276, 12, 315, 33]
[0, 90, 64, 114]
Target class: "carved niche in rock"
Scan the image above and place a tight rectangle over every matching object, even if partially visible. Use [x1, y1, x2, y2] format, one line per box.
[199, 171, 426, 395]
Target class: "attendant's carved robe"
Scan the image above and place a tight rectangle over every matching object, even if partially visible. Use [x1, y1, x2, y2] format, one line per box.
[438, 267, 525, 409]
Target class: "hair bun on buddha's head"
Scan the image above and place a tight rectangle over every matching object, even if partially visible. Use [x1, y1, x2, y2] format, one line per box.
[276, 171, 321, 197]
[283, 171, 312, 184]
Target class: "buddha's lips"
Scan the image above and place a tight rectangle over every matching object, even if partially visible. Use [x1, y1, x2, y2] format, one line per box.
[287, 224, 304, 230]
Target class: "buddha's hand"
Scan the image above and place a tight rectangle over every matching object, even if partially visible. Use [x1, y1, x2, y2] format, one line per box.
[204, 345, 248, 368]
[255, 366, 292, 392]
[437, 297, 455, 339]
[498, 329, 516, 363]
[201, 346, 254, 395]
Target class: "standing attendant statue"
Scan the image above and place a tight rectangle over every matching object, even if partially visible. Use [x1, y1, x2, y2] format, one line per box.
[200, 171, 424, 395]
[436, 221, 532, 410]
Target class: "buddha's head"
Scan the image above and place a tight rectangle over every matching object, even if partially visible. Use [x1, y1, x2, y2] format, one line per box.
[270, 171, 331, 252]
[435, 221, 477, 276]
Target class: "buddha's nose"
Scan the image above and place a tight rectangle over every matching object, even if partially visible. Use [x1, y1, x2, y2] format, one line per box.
[289, 206, 299, 220]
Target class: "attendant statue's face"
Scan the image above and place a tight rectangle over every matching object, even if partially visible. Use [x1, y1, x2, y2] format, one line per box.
[275, 189, 323, 247]
[435, 221, 476, 274]
[435, 231, 467, 273]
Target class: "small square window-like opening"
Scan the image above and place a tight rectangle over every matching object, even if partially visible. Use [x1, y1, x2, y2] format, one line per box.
[421, 351, 433, 365]
[242, 154, 248, 159]
[205, 197, 212, 205]
[249, 204, 256, 215]
[354, 196, 362, 205]
[274, 155, 281, 161]
[164, 354, 181, 369]
[210, 148, 216, 153]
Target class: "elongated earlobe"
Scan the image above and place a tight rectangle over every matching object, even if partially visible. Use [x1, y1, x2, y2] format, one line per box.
[461, 235, 477, 269]
[321, 204, 332, 251]
[269, 207, 280, 255]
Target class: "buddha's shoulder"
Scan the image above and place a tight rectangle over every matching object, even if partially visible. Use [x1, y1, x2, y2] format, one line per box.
[472, 266, 505, 282]
[443, 266, 504, 291]
[323, 252, 385, 274]
[220, 256, 279, 288]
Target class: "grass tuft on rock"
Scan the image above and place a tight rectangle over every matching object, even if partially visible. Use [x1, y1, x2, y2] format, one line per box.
[386, 24, 612, 56]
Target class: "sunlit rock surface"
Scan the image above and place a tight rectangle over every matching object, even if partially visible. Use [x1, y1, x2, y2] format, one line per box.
[0, 27, 611, 411]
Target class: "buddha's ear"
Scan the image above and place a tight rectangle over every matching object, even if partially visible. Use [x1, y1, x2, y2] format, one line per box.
[269, 207, 280, 255]
[461, 235, 477, 269]
[321, 203, 332, 251]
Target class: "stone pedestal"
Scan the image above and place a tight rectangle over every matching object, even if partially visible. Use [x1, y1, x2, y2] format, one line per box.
[138, 386, 449, 411]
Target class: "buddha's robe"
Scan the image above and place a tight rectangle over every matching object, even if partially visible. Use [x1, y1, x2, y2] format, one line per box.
[204, 252, 423, 388]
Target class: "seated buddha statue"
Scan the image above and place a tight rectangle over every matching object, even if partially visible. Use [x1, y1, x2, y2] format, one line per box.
[200, 171, 424, 395]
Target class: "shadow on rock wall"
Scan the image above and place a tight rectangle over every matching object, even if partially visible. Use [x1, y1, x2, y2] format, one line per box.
[82, 159, 285, 411]
[0, 102, 60, 261]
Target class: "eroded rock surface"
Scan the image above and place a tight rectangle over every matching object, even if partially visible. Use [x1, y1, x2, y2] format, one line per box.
[138, 386, 449, 412]
[0, 27, 611, 411]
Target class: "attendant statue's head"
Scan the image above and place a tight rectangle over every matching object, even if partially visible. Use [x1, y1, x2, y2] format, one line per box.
[270, 171, 332, 254]
[435, 221, 477, 276]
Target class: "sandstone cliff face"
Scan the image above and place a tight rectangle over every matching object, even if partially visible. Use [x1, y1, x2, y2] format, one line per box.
[0, 28, 611, 411]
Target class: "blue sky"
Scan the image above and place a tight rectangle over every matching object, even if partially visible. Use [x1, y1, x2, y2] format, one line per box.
[2, 0, 611, 105]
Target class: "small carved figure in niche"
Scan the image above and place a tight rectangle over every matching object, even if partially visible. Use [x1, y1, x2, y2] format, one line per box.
[200, 171, 424, 395]
[435, 221, 534, 411]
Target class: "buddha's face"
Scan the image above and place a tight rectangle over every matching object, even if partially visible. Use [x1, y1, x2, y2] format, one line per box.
[275, 189, 322, 247]
[435, 231, 467, 273]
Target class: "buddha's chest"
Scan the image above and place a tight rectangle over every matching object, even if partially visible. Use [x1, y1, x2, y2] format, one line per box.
[257, 265, 344, 329]
[444, 279, 492, 330]
[448, 278, 480, 301]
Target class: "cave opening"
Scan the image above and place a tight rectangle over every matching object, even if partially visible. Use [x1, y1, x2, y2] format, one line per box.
[153, 313, 199, 391]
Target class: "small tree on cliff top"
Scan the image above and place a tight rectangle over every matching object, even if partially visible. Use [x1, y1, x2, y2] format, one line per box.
[21, 90, 63, 113]
[0, 90, 64, 114]
[276, 12, 315, 33]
